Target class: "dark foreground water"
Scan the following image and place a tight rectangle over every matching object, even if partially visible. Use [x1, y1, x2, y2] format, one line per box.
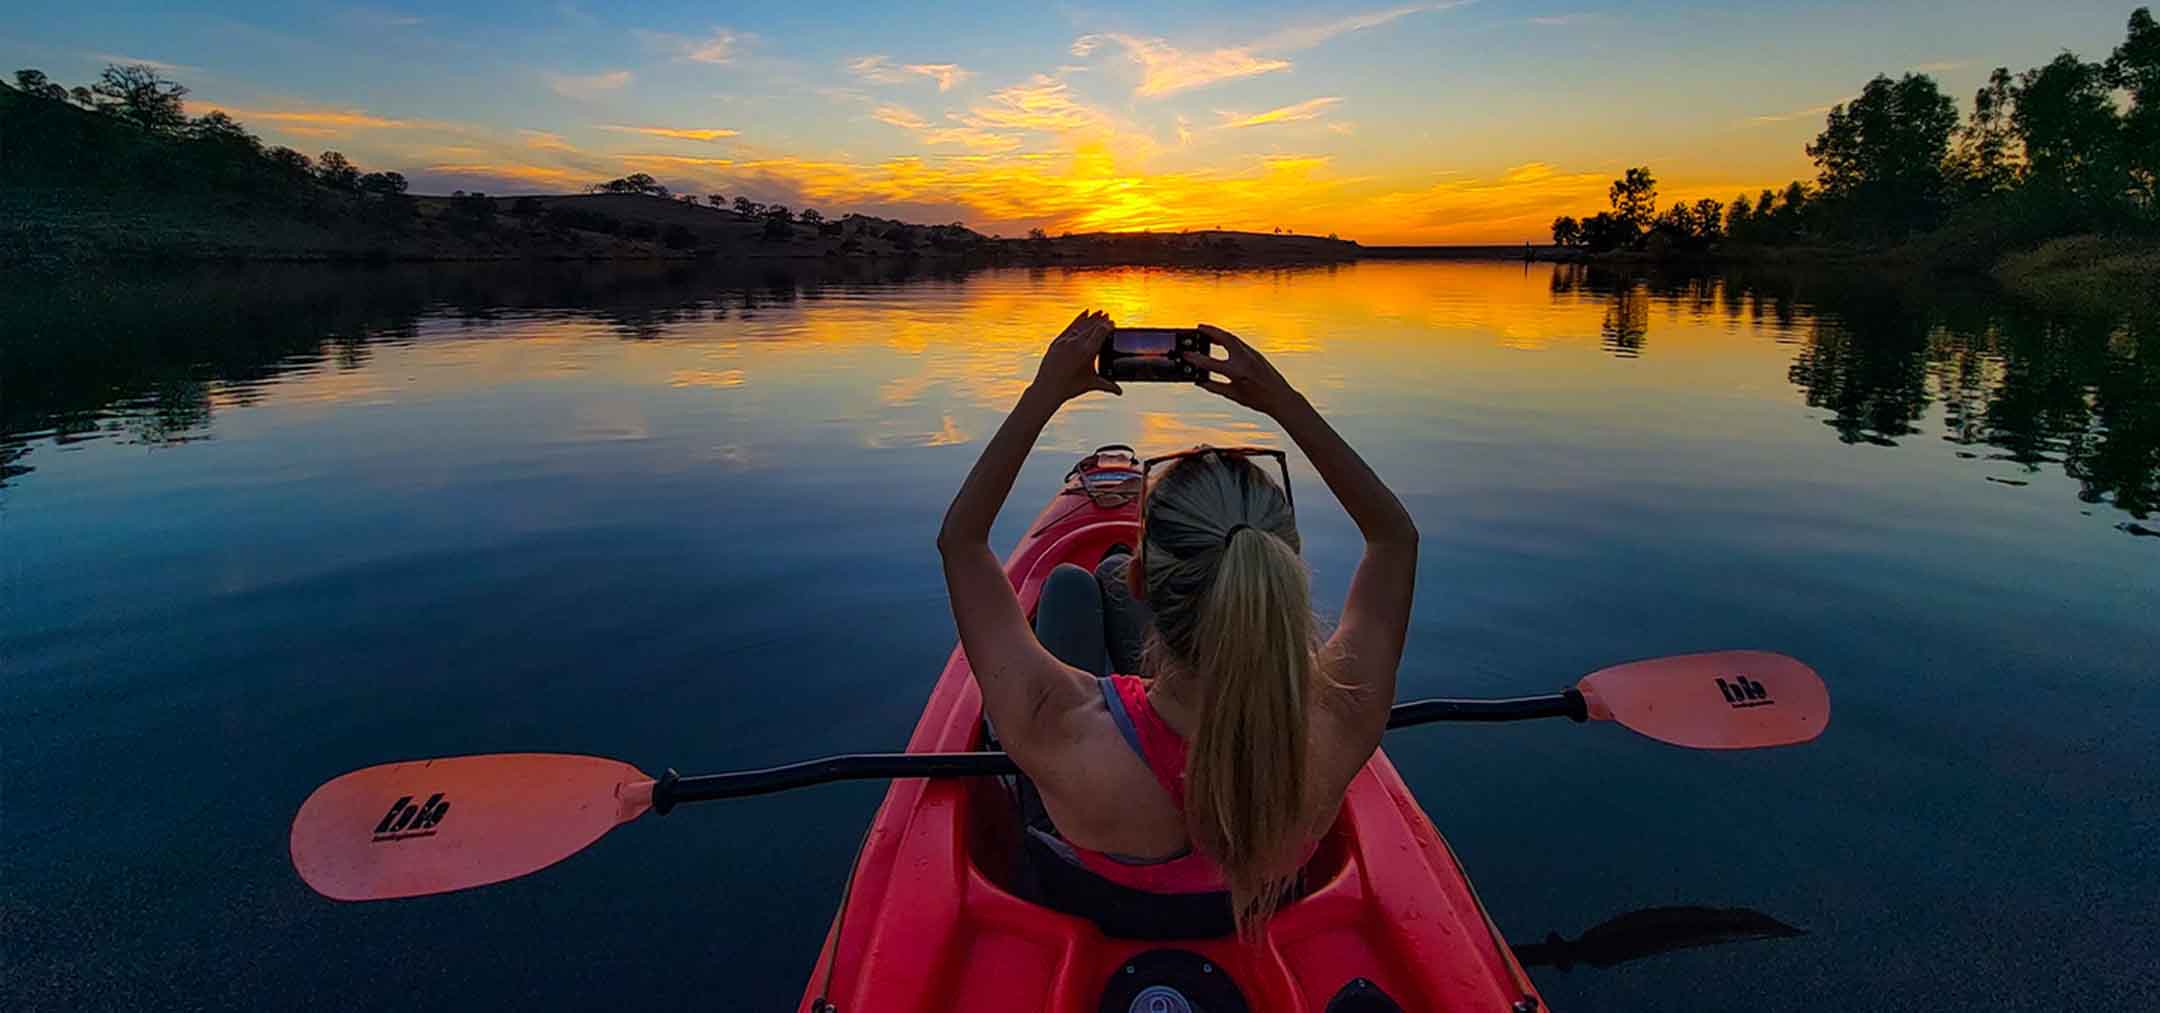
[5, 260, 2156, 1012]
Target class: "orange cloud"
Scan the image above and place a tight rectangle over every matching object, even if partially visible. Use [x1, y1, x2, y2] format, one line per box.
[873, 105, 1020, 153]
[523, 130, 575, 151]
[598, 124, 740, 142]
[214, 108, 409, 130]
[424, 161, 597, 189]
[1221, 97, 1343, 128]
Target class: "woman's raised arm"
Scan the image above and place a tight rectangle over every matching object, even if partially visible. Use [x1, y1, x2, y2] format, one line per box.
[936, 311, 1121, 754]
[1185, 325, 1418, 740]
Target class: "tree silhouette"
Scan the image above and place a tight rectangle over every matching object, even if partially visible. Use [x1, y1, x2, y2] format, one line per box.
[1550, 215, 1582, 246]
[315, 151, 360, 191]
[799, 208, 823, 225]
[1806, 73, 1959, 236]
[1951, 67, 2023, 200]
[13, 69, 68, 102]
[90, 64, 188, 134]
[2107, 7, 2160, 204]
[733, 196, 763, 216]
[2011, 52, 2124, 214]
[1726, 194, 1753, 235]
[1608, 166, 1658, 233]
[707, 193, 727, 208]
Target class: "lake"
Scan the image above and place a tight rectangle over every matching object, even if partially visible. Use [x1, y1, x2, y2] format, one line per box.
[5, 259, 2155, 1011]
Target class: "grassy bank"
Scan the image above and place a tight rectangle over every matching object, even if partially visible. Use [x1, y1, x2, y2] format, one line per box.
[1992, 236, 2160, 317]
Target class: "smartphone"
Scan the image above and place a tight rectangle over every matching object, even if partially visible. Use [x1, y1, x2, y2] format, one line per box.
[1098, 327, 1207, 382]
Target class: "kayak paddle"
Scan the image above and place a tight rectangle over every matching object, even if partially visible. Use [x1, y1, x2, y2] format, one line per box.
[292, 650, 1826, 902]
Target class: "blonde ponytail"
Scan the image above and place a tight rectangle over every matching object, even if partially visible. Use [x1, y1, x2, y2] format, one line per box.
[1137, 451, 1317, 938]
[1185, 526, 1316, 935]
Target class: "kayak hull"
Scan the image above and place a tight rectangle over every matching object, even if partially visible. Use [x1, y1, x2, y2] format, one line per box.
[800, 461, 1542, 1012]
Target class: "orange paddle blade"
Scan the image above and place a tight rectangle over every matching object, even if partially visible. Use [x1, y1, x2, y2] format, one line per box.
[291, 753, 653, 901]
[1578, 651, 1828, 750]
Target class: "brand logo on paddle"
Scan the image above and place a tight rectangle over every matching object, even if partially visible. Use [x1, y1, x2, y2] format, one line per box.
[372, 793, 450, 842]
[1715, 675, 1772, 709]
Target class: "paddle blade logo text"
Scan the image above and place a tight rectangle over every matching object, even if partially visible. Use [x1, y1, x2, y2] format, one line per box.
[1715, 675, 1773, 709]
[371, 793, 450, 843]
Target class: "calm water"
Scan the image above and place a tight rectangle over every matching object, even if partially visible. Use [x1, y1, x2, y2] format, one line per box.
[5, 260, 2156, 1011]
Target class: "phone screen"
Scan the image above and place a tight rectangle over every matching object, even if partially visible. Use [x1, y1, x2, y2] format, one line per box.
[1112, 329, 1178, 355]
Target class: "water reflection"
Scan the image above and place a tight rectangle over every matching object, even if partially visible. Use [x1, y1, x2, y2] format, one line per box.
[3, 259, 2155, 531]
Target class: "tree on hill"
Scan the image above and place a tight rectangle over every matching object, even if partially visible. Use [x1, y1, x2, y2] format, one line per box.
[733, 196, 763, 216]
[590, 173, 667, 196]
[90, 64, 188, 134]
[799, 208, 823, 225]
[315, 151, 360, 191]
[707, 193, 727, 208]
[13, 69, 67, 102]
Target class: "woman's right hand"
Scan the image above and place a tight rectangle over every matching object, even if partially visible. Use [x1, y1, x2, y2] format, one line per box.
[1186, 324, 1306, 419]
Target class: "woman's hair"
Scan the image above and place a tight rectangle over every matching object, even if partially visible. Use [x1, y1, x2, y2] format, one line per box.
[1138, 449, 1316, 936]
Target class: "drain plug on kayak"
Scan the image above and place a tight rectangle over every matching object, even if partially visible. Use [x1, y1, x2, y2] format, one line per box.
[1098, 950, 1248, 1013]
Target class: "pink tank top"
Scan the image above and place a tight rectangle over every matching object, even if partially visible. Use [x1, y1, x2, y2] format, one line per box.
[1032, 675, 1228, 894]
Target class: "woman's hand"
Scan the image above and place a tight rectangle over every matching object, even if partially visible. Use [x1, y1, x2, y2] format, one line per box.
[1185, 323, 1305, 418]
[1029, 309, 1121, 403]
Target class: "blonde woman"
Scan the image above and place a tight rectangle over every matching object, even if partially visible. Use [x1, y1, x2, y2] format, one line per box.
[937, 311, 1418, 939]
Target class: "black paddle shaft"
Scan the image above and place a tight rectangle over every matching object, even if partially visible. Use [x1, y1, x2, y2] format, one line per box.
[649, 689, 1587, 814]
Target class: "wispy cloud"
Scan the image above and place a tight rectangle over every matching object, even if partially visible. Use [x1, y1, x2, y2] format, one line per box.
[960, 75, 1116, 136]
[848, 56, 975, 91]
[872, 104, 1020, 152]
[210, 107, 410, 130]
[1527, 12, 1596, 27]
[549, 70, 633, 99]
[1070, 33, 1290, 97]
[871, 105, 930, 130]
[905, 63, 972, 92]
[522, 129, 575, 151]
[87, 52, 197, 73]
[1740, 102, 1838, 127]
[636, 28, 746, 64]
[1221, 96, 1343, 128]
[1909, 61, 1966, 74]
[598, 124, 739, 142]
[1072, 3, 1459, 98]
[1248, 3, 1460, 51]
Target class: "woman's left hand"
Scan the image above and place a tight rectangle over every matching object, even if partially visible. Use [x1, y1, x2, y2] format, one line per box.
[1030, 309, 1121, 403]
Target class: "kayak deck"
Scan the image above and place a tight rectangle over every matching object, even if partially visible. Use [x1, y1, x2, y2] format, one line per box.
[800, 464, 1542, 1012]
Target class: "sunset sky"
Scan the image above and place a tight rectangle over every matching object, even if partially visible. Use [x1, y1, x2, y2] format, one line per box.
[2, 1, 2143, 242]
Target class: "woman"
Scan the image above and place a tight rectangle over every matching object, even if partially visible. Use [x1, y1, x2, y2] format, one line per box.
[936, 311, 1418, 938]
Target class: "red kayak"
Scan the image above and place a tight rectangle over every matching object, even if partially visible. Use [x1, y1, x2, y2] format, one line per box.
[799, 449, 1544, 1012]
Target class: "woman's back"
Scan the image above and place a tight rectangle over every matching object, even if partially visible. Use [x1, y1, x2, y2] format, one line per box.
[937, 315, 1420, 935]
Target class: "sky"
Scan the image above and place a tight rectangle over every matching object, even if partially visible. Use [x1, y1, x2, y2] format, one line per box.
[2, 1, 2147, 243]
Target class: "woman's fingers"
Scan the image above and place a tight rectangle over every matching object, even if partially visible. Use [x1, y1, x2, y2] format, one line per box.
[1197, 323, 1247, 354]
[1194, 378, 1247, 404]
[1182, 349, 1238, 375]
